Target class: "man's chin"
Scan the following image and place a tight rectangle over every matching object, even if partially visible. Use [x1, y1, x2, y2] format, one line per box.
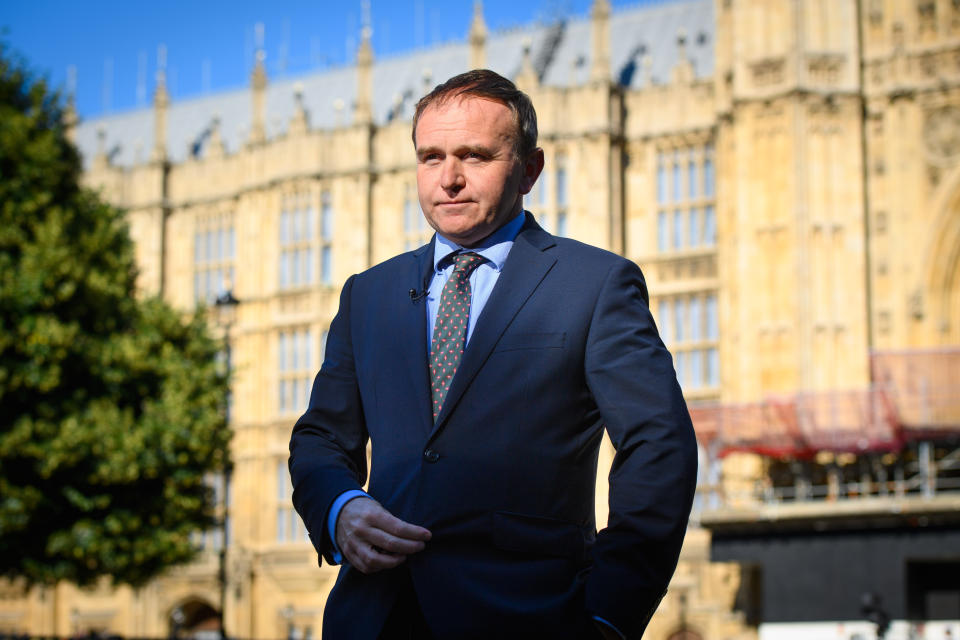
[439, 232, 484, 247]
[433, 218, 488, 246]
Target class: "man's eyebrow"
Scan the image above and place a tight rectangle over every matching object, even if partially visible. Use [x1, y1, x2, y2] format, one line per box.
[460, 143, 498, 156]
[416, 145, 441, 158]
[418, 143, 500, 158]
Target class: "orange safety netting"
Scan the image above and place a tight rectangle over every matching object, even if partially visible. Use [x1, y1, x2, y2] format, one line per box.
[690, 348, 960, 458]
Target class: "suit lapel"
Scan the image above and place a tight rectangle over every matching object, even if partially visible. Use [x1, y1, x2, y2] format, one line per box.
[397, 239, 436, 435]
[429, 217, 557, 437]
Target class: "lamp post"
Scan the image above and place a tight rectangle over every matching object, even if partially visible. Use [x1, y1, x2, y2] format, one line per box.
[214, 289, 239, 640]
[169, 606, 185, 640]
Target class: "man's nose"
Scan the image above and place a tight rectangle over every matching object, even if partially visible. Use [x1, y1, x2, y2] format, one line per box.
[440, 159, 465, 191]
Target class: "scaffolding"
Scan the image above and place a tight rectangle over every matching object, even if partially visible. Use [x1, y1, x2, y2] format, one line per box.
[691, 348, 960, 512]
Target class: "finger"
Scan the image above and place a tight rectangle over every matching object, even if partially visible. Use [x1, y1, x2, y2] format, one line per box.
[345, 513, 427, 556]
[335, 497, 382, 551]
[336, 498, 431, 562]
[367, 509, 432, 542]
[363, 527, 428, 555]
[348, 540, 408, 574]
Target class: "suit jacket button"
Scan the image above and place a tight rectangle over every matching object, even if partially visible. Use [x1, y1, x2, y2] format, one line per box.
[423, 449, 440, 463]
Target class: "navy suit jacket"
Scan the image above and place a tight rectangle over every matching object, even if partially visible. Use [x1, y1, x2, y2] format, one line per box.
[289, 214, 698, 639]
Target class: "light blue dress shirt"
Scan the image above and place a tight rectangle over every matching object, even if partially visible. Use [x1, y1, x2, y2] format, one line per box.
[425, 211, 525, 349]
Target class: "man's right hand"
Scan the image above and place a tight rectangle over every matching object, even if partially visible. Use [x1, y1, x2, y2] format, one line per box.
[335, 497, 432, 574]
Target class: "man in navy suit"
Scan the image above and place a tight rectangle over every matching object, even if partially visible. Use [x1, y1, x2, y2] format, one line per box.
[289, 69, 697, 639]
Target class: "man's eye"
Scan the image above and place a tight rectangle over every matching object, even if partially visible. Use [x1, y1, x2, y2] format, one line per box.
[465, 151, 485, 160]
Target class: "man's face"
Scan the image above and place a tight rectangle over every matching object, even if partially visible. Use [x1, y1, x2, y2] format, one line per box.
[415, 96, 543, 247]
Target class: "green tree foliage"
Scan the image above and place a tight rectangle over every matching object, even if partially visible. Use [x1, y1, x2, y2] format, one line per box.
[0, 43, 231, 588]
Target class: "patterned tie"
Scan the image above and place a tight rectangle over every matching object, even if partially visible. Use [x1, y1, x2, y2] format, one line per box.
[429, 251, 485, 421]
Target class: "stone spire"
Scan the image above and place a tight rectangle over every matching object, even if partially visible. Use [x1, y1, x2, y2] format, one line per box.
[151, 44, 169, 162]
[289, 82, 309, 135]
[422, 68, 433, 94]
[208, 114, 225, 158]
[590, 0, 611, 83]
[94, 125, 109, 169]
[355, 0, 374, 125]
[63, 65, 78, 143]
[469, 1, 487, 70]
[250, 23, 267, 144]
[671, 29, 694, 85]
[516, 37, 538, 89]
[642, 55, 653, 87]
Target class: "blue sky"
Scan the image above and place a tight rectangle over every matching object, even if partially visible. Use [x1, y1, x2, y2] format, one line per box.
[2, 0, 651, 119]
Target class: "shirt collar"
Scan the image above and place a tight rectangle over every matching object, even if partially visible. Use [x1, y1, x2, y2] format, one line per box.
[433, 211, 525, 273]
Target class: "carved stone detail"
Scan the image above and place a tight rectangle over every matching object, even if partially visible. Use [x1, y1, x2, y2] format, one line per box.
[909, 289, 925, 320]
[874, 210, 887, 233]
[878, 310, 891, 334]
[923, 106, 960, 165]
[917, 0, 937, 32]
[807, 53, 845, 84]
[750, 57, 785, 87]
[654, 253, 718, 282]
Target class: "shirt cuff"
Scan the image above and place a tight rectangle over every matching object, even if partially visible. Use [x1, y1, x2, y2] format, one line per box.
[326, 489, 371, 565]
[592, 616, 627, 640]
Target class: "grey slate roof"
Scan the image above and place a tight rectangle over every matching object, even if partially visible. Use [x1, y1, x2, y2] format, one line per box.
[74, 0, 713, 169]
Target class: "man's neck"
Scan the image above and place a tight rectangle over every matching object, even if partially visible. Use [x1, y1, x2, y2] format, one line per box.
[435, 211, 526, 255]
[437, 208, 526, 250]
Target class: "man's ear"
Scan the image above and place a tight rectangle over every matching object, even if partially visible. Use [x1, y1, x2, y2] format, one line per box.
[518, 147, 546, 195]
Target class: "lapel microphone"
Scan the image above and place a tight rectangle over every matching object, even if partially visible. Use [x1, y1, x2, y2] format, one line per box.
[410, 258, 437, 303]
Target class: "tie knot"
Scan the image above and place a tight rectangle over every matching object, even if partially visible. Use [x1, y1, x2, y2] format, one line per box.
[451, 251, 484, 276]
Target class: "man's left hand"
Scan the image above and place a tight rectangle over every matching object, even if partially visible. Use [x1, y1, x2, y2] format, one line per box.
[335, 497, 432, 574]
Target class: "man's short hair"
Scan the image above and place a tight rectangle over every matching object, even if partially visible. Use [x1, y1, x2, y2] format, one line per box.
[412, 69, 539, 159]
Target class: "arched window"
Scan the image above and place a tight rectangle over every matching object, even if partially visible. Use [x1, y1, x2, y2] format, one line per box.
[169, 599, 221, 638]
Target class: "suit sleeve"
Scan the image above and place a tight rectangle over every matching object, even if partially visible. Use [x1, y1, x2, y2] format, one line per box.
[583, 259, 698, 638]
[289, 275, 369, 565]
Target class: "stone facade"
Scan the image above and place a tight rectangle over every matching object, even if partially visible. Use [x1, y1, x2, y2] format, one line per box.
[2, 1, 958, 638]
